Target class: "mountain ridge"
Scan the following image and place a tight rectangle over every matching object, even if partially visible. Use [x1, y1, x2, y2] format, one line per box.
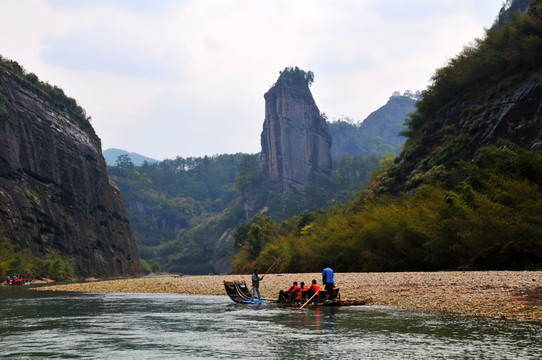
[103, 148, 159, 166]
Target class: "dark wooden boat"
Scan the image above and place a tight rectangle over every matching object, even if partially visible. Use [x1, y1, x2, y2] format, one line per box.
[223, 280, 371, 307]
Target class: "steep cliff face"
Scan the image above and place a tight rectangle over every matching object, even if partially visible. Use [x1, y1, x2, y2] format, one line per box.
[0, 62, 141, 277]
[261, 70, 332, 193]
[371, 1, 542, 195]
[390, 69, 542, 194]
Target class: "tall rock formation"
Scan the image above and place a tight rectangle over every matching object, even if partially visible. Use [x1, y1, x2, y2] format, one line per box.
[261, 68, 332, 193]
[0, 59, 141, 277]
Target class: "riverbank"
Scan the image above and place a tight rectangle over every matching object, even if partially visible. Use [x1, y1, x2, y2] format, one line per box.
[37, 271, 542, 321]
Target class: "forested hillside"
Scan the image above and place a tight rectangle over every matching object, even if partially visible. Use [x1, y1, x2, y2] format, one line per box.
[230, 1, 542, 273]
[108, 149, 383, 274]
[107, 154, 247, 274]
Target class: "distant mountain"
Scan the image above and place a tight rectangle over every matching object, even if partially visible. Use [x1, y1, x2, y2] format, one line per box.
[103, 148, 159, 166]
[329, 91, 420, 159]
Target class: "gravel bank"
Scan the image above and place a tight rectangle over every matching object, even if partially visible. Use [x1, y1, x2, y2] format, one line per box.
[38, 271, 542, 321]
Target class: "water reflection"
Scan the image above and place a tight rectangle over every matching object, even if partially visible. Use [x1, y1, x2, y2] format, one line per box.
[0, 287, 540, 359]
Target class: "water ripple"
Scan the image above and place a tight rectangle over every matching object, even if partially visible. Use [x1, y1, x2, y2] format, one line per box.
[0, 288, 540, 359]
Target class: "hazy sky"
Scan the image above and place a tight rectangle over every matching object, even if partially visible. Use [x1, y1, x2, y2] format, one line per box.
[1, 0, 504, 160]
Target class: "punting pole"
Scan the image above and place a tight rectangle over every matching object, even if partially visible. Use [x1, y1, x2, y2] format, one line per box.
[262, 254, 283, 276]
[299, 291, 319, 309]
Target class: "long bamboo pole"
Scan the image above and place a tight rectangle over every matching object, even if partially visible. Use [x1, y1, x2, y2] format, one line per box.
[262, 254, 283, 276]
[300, 291, 319, 309]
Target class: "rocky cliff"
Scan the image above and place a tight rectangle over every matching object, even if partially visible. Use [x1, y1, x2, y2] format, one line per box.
[493, 0, 532, 29]
[381, 1, 542, 194]
[0, 59, 141, 278]
[392, 71, 542, 192]
[261, 68, 332, 193]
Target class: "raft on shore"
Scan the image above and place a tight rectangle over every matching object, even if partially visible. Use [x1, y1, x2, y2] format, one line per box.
[224, 280, 371, 307]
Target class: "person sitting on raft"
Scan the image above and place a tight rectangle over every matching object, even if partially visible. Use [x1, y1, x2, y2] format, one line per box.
[278, 281, 299, 302]
[295, 282, 309, 303]
[308, 279, 321, 302]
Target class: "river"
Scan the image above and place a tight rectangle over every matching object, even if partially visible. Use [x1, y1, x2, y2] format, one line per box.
[0, 287, 540, 359]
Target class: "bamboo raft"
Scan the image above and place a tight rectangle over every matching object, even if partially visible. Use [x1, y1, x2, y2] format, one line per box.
[224, 280, 371, 307]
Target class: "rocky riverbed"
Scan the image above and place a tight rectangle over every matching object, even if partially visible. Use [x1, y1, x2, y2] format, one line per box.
[38, 271, 542, 321]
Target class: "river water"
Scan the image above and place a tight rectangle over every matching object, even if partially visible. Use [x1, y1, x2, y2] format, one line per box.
[0, 287, 540, 359]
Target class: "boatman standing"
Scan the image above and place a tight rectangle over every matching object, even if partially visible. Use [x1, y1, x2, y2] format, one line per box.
[322, 264, 334, 302]
[251, 269, 264, 302]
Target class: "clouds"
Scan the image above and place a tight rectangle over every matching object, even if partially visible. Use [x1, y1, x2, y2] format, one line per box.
[41, 34, 187, 81]
[0, 0, 503, 159]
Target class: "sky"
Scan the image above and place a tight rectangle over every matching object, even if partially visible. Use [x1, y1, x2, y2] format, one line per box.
[1, 0, 505, 160]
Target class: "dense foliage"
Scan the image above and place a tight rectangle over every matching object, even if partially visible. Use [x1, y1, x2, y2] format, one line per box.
[109, 150, 382, 274]
[278, 66, 314, 87]
[0, 237, 75, 281]
[108, 153, 247, 273]
[231, 147, 542, 272]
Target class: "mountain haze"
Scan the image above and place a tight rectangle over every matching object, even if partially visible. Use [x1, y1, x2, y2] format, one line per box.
[329, 91, 419, 159]
[103, 148, 159, 166]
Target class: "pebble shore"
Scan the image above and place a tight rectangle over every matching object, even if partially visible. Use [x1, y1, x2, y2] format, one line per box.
[38, 271, 542, 321]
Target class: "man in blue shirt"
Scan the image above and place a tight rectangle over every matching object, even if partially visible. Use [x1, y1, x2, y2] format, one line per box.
[322, 264, 334, 301]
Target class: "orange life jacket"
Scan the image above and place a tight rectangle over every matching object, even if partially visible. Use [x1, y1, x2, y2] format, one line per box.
[296, 285, 308, 301]
[309, 284, 320, 294]
[285, 284, 298, 294]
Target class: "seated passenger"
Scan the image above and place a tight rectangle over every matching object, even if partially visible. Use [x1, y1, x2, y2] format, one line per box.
[278, 281, 299, 302]
[295, 282, 308, 303]
[308, 279, 320, 299]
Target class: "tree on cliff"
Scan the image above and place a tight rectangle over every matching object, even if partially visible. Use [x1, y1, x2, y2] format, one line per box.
[279, 66, 314, 87]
